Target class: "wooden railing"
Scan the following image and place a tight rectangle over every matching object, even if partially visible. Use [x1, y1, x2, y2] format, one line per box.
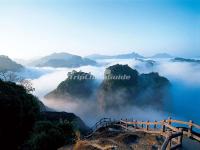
[84, 117, 200, 150]
[91, 118, 112, 131]
[168, 118, 200, 141]
[84, 118, 112, 138]
[161, 131, 183, 150]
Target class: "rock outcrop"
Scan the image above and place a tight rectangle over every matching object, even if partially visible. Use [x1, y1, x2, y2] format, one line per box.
[45, 70, 96, 100]
[45, 64, 170, 112]
[98, 64, 170, 111]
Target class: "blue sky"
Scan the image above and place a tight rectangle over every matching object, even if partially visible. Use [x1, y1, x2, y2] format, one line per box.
[0, 0, 199, 58]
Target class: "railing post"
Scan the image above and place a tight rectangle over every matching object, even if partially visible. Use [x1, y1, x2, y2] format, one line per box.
[188, 120, 193, 137]
[168, 117, 171, 125]
[161, 120, 166, 133]
[178, 128, 183, 145]
[146, 120, 149, 131]
[154, 120, 157, 129]
[135, 120, 137, 128]
[126, 118, 128, 129]
[166, 132, 172, 150]
[166, 141, 171, 150]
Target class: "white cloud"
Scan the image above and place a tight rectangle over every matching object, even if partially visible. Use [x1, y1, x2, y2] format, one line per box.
[20, 59, 200, 125]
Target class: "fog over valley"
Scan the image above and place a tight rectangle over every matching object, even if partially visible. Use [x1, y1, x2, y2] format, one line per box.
[14, 56, 200, 125]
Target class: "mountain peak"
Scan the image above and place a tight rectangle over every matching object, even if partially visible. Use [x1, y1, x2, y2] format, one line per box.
[30, 52, 97, 68]
[0, 55, 24, 72]
[86, 51, 144, 59]
[150, 53, 172, 58]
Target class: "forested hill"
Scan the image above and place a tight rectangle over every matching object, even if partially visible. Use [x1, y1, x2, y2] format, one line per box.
[0, 79, 89, 150]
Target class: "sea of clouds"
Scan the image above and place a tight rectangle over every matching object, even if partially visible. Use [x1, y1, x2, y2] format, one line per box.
[19, 58, 200, 125]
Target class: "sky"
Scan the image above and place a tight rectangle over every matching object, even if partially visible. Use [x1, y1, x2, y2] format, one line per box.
[0, 0, 199, 59]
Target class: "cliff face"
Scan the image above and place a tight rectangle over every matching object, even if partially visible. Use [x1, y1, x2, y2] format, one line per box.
[97, 65, 139, 111]
[136, 72, 170, 106]
[45, 71, 96, 100]
[98, 64, 170, 111]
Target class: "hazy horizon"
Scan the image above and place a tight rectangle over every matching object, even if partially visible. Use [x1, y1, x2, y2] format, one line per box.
[1, 51, 200, 61]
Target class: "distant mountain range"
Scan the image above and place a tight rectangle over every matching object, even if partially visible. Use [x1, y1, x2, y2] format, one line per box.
[0, 55, 24, 72]
[172, 57, 200, 64]
[86, 52, 173, 59]
[0, 52, 176, 71]
[29, 52, 97, 68]
[86, 52, 144, 59]
[150, 53, 173, 58]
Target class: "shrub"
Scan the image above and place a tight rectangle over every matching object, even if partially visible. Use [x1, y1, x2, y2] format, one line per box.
[27, 121, 76, 150]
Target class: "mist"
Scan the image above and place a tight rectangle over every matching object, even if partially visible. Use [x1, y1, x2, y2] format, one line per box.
[156, 61, 200, 124]
[19, 58, 200, 126]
